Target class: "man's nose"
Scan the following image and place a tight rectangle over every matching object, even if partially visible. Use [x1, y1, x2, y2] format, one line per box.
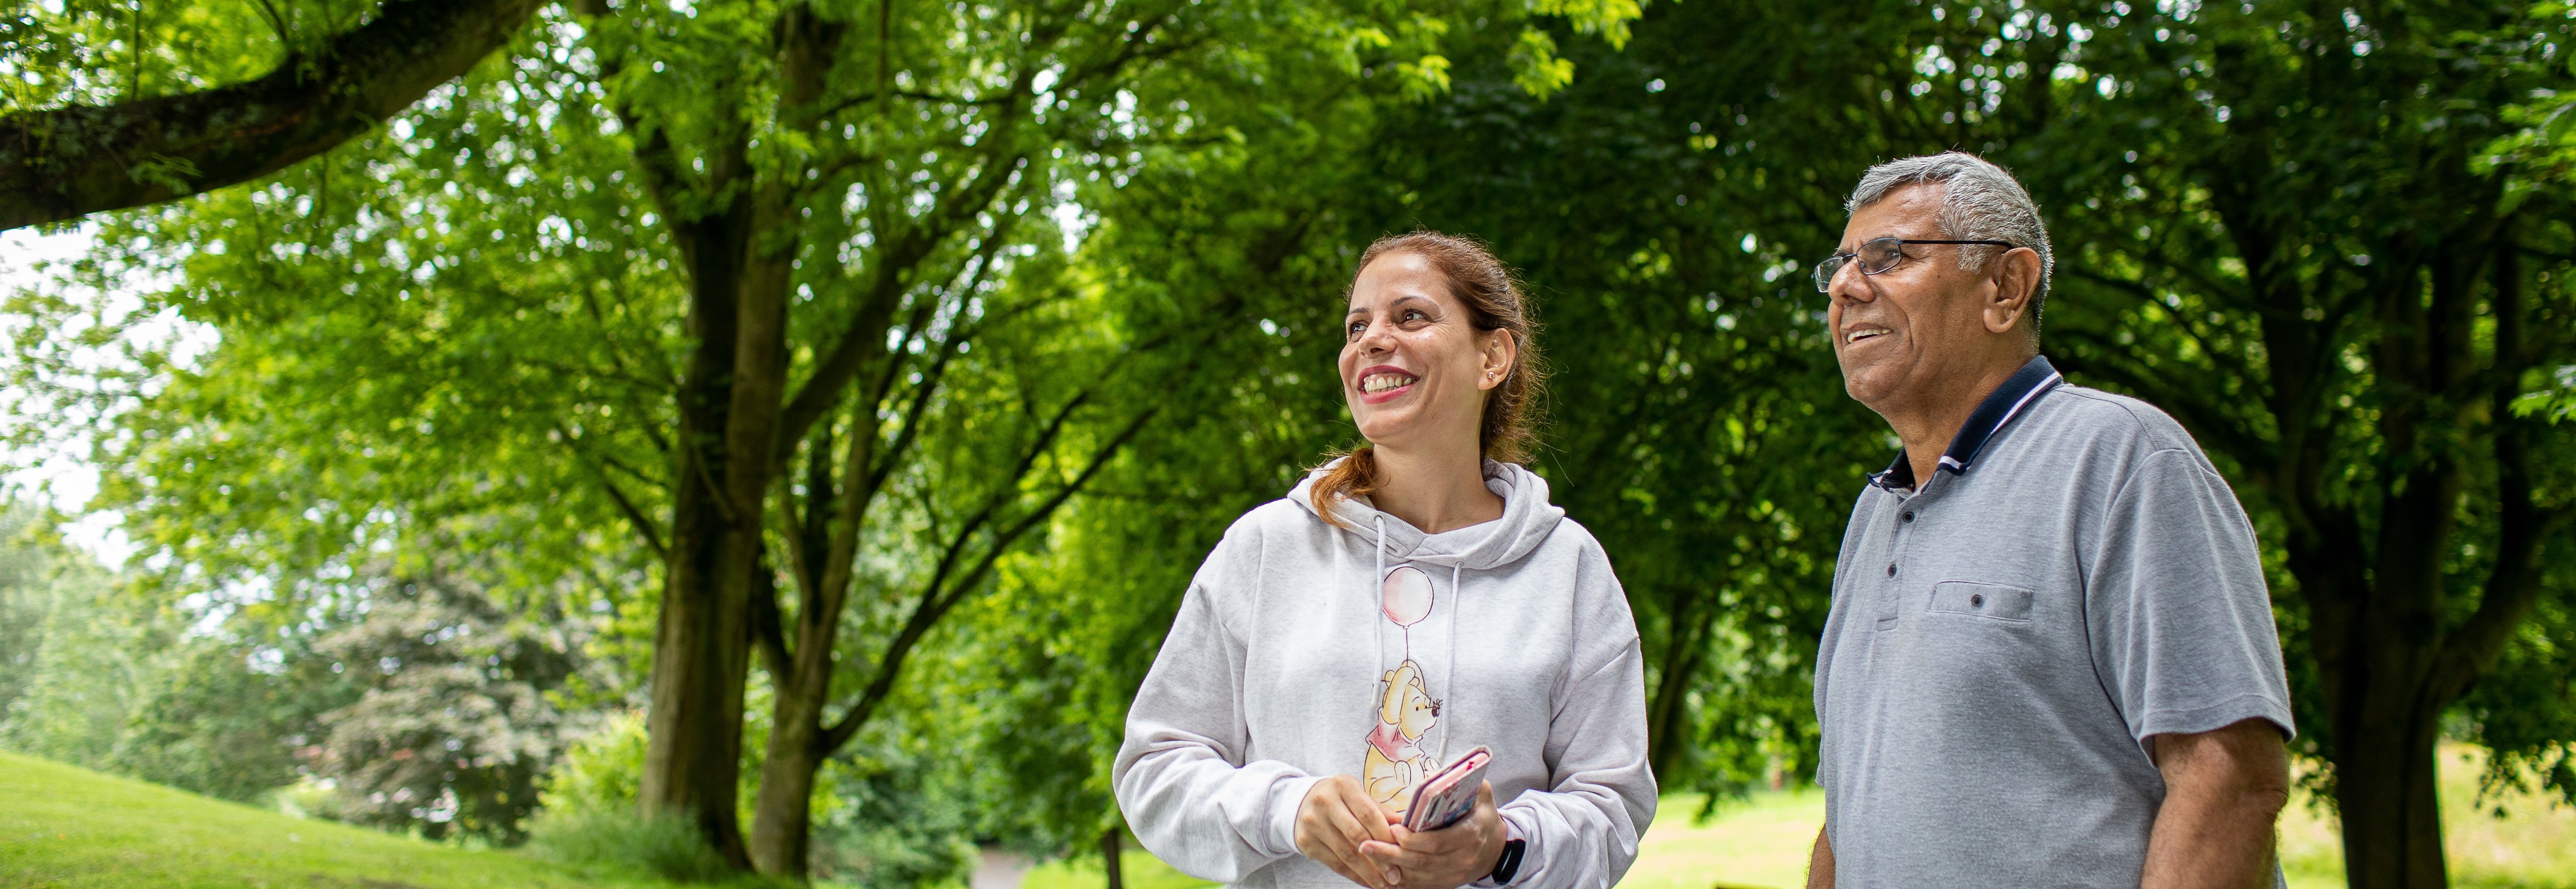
[1829, 264, 1876, 304]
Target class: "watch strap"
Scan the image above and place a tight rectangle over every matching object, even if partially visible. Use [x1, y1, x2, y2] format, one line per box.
[1487, 838, 1526, 885]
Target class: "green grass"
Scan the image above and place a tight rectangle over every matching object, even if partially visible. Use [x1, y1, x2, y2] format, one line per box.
[1625, 788, 1826, 889]
[1618, 744, 2576, 889]
[0, 751, 669, 889]
[2278, 745, 2576, 889]
[1022, 851, 1218, 889]
[8, 746, 2569, 889]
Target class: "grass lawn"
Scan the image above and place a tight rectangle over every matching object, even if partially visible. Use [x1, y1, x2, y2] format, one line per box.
[2278, 744, 2576, 889]
[1620, 743, 2576, 889]
[9, 745, 2571, 889]
[0, 752, 667, 889]
[1022, 851, 1223, 889]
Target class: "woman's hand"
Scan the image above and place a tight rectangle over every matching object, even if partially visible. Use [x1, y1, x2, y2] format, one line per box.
[1358, 782, 1508, 889]
[1295, 774, 1402, 889]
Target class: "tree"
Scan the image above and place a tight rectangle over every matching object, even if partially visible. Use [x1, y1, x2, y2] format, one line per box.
[12, 0, 1654, 874]
[1196, 3, 2575, 881]
[306, 564, 600, 843]
[557, 0, 1457, 868]
[2028, 5, 2576, 884]
[0, 0, 547, 230]
[1387, 1, 2576, 883]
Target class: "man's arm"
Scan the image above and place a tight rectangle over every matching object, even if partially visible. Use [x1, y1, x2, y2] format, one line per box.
[1805, 826, 1833, 889]
[2140, 718, 2290, 889]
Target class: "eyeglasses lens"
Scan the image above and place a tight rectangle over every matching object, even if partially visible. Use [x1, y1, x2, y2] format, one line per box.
[1812, 255, 1844, 293]
[1817, 239, 1916, 293]
[1861, 238, 1906, 274]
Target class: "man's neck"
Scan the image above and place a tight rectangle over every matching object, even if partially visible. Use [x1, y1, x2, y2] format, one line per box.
[1881, 353, 2032, 488]
[1368, 436, 1504, 535]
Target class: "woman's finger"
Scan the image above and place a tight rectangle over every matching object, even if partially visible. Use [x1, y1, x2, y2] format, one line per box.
[1356, 796, 1398, 845]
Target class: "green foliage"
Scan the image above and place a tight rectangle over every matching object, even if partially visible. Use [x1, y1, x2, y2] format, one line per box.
[0, 502, 64, 718]
[528, 809, 751, 885]
[0, 504, 139, 767]
[540, 709, 652, 816]
[109, 635, 348, 801]
[303, 566, 604, 843]
[8, 0, 2575, 877]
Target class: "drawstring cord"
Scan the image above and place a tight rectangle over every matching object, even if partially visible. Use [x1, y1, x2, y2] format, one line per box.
[1441, 561, 1461, 764]
[1372, 514, 1388, 755]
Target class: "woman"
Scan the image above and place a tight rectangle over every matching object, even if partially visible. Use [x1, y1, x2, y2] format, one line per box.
[1113, 233, 1654, 889]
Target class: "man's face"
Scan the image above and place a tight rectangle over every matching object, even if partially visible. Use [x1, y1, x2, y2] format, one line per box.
[1826, 183, 2004, 413]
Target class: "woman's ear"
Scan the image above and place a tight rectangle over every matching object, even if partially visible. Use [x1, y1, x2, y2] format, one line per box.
[1480, 329, 1516, 391]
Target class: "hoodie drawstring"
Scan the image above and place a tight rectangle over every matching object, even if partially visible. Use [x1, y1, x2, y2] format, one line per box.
[1441, 561, 1461, 764]
[1372, 515, 1388, 750]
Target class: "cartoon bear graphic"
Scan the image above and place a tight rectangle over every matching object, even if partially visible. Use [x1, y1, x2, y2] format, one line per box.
[1364, 659, 1440, 812]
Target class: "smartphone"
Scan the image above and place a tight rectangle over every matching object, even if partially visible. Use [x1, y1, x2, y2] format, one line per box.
[1402, 746, 1493, 832]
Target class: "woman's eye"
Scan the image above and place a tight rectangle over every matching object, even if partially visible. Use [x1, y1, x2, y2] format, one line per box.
[1401, 310, 1427, 323]
[1347, 321, 1367, 338]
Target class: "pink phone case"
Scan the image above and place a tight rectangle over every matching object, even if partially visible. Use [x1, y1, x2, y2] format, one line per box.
[1403, 746, 1492, 832]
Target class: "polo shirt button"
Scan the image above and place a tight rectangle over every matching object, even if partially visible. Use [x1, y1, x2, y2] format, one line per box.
[1901, 511, 1915, 523]
[1970, 594, 1984, 607]
[1886, 563, 1897, 577]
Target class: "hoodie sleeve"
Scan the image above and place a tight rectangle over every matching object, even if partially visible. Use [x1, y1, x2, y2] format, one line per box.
[1113, 524, 1322, 884]
[1486, 536, 1657, 889]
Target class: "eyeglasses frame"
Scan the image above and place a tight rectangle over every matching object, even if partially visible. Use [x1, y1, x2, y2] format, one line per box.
[1813, 238, 2020, 293]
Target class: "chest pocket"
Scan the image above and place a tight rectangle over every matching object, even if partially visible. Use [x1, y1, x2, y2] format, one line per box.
[1929, 581, 2035, 622]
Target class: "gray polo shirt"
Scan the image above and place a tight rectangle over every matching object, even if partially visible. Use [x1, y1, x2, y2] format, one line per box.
[1813, 356, 2295, 888]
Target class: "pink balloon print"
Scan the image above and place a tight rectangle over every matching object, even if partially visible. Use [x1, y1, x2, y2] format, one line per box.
[1381, 566, 1433, 627]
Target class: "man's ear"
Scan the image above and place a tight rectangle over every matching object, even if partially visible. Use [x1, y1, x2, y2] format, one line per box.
[1983, 247, 2044, 336]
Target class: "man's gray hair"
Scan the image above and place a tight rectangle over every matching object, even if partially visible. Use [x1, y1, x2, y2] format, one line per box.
[1847, 152, 2055, 335]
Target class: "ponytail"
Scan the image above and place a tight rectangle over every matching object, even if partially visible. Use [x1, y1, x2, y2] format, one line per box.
[1309, 446, 1381, 527]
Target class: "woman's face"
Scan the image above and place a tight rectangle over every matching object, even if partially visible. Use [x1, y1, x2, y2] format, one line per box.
[1339, 251, 1513, 453]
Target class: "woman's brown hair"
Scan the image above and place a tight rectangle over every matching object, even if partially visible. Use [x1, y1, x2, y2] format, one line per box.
[1310, 231, 1546, 527]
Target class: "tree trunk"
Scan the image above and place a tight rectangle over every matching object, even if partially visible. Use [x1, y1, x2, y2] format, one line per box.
[749, 704, 824, 876]
[1644, 584, 1712, 781]
[637, 186, 760, 868]
[2329, 668, 2447, 889]
[1104, 827, 1125, 889]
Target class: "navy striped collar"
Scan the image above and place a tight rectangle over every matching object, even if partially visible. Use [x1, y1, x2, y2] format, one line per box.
[1869, 356, 2065, 492]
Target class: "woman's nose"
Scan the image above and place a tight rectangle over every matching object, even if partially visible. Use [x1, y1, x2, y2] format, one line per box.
[1357, 322, 1395, 351]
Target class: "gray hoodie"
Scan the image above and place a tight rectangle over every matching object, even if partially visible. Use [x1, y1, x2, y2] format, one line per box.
[1113, 460, 1655, 889]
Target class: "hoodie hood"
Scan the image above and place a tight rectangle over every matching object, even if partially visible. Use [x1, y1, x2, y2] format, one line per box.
[1287, 458, 1566, 571]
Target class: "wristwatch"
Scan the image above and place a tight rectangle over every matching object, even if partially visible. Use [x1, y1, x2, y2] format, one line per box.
[1487, 838, 1526, 885]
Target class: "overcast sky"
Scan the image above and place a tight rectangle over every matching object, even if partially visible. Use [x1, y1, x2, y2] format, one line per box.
[5, 224, 142, 565]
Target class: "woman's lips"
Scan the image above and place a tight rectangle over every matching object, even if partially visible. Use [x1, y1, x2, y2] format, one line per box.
[1356, 366, 1419, 404]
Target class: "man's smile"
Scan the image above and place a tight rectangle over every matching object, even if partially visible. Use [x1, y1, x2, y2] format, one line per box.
[1843, 325, 1894, 346]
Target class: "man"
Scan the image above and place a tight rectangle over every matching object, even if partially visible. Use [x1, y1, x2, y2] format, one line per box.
[1804, 153, 2296, 888]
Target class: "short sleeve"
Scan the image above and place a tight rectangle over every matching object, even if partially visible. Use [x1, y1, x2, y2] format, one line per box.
[2085, 448, 2296, 745]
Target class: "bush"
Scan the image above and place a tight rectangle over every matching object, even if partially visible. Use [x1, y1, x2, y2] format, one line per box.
[526, 808, 741, 884]
[526, 711, 776, 885]
[539, 709, 648, 815]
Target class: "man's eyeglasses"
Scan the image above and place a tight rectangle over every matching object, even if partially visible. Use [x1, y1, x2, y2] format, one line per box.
[1813, 238, 2017, 293]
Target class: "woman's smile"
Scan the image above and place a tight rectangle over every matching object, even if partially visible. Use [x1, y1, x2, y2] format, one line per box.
[1357, 365, 1421, 404]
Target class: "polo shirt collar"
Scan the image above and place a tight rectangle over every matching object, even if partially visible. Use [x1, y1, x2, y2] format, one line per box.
[1868, 355, 2065, 492]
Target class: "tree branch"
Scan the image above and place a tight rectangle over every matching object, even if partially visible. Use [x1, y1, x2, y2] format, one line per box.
[554, 422, 669, 560]
[818, 403, 1158, 753]
[0, 0, 546, 230]
[2435, 235, 2567, 698]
